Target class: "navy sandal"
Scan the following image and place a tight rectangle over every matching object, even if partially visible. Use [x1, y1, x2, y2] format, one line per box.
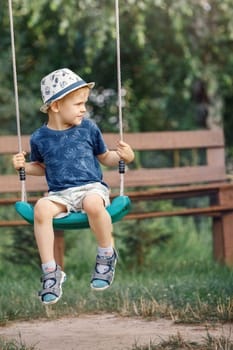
[90, 249, 118, 291]
[38, 265, 66, 305]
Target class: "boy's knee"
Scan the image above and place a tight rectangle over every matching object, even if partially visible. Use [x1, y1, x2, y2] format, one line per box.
[83, 195, 105, 216]
[34, 199, 53, 221]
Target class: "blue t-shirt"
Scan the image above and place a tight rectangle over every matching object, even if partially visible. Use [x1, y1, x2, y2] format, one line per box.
[30, 118, 108, 192]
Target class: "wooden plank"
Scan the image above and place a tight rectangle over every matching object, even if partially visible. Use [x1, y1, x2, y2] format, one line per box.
[0, 136, 30, 153]
[2, 182, 233, 205]
[1, 129, 224, 153]
[0, 192, 123, 205]
[104, 166, 227, 187]
[0, 220, 30, 227]
[0, 165, 228, 194]
[0, 197, 38, 205]
[2, 204, 233, 228]
[125, 205, 233, 220]
[0, 175, 48, 193]
[121, 129, 225, 150]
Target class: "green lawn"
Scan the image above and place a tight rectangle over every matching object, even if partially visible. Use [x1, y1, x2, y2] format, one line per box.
[0, 216, 233, 349]
[0, 216, 232, 324]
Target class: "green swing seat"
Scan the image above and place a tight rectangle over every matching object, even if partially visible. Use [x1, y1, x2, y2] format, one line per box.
[15, 195, 131, 230]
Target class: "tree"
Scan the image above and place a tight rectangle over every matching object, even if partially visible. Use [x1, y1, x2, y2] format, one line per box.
[2, 0, 233, 135]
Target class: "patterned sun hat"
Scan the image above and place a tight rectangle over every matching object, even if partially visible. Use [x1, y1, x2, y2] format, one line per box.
[40, 68, 95, 113]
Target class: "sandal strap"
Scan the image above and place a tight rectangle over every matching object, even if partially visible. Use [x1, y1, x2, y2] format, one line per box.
[91, 249, 118, 285]
[92, 270, 114, 284]
[39, 286, 59, 298]
[95, 253, 117, 267]
[40, 268, 62, 283]
[39, 265, 65, 300]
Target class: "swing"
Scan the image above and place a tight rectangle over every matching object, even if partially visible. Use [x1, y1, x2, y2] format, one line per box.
[8, 0, 131, 230]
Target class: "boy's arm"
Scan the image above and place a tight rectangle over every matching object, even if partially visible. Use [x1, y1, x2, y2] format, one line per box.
[12, 152, 45, 176]
[98, 140, 134, 167]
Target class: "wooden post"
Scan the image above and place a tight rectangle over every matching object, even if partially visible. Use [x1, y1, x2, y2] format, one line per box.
[213, 186, 233, 266]
[212, 216, 225, 264]
[54, 230, 65, 270]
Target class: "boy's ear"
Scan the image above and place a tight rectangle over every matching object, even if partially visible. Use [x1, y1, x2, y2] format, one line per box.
[50, 101, 59, 112]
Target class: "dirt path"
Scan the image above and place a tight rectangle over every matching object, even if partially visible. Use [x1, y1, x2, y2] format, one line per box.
[0, 314, 232, 350]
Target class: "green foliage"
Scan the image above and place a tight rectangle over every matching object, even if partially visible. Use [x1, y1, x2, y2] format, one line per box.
[2, 226, 40, 267]
[1, 0, 233, 135]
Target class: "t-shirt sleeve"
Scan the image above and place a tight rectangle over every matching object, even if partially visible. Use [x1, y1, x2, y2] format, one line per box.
[30, 137, 44, 163]
[92, 124, 108, 156]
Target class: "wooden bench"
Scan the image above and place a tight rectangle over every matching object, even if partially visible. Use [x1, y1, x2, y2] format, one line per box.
[1, 129, 233, 267]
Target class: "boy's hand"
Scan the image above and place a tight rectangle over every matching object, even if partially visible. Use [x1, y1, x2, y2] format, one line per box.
[116, 140, 135, 164]
[12, 151, 26, 170]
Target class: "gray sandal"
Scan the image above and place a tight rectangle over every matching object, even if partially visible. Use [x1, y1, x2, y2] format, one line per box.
[90, 249, 118, 291]
[38, 265, 66, 305]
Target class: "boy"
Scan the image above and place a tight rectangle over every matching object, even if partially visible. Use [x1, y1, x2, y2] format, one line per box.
[13, 68, 134, 305]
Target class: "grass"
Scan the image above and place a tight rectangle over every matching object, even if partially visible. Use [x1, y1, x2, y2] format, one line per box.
[1, 332, 233, 350]
[0, 216, 233, 325]
[0, 216, 233, 348]
[132, 332, 233, 349]
[0, 335, 36, 349]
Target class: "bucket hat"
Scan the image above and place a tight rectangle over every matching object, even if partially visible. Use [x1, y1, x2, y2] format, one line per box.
[40, 68, 95, 113]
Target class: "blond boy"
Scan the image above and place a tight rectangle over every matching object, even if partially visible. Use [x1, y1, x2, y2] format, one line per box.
[13, 68, 134, 304]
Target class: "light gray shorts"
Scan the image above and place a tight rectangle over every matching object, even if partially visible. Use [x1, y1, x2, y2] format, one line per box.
[42, 182, 110, 218]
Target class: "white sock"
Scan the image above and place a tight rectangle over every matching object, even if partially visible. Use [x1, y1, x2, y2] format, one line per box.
[41, 260, 56, 288]
[42, 260, 56, 273]
[97, 246, 114, 274]
[97, 246, 114, 257]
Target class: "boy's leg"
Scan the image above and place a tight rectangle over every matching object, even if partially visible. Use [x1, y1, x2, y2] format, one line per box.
[34, 198, 66, 263]
[83, 194, 117, 290]
[34, 198, 67, 304]
[82, 194, 113, 248]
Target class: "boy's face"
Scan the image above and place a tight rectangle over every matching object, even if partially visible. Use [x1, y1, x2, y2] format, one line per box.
[52, 87, 90, 126]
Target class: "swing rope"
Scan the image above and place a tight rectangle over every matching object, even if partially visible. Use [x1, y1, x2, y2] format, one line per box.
[115, 0, 125, 197]
[8, 0, 27, 202]
[9, 0, 131, 229]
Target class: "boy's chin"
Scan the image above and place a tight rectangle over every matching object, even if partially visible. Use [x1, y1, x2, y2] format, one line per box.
[74, 118, 83, 125]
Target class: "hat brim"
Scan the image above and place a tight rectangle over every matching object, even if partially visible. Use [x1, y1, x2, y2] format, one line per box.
[40, 81, 95, 113]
